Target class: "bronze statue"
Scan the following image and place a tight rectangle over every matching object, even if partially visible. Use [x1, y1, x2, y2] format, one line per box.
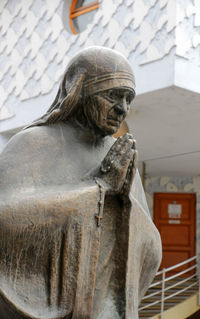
[0, 47, 161, 319]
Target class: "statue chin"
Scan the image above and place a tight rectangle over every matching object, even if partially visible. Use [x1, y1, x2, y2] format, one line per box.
[0, 46, 161, 319]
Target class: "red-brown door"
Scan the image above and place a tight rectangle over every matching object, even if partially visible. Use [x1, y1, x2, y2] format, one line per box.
[154, 193, 196, 275]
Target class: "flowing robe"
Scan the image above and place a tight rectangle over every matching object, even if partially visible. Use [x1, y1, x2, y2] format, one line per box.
[0, 123, 161, 319]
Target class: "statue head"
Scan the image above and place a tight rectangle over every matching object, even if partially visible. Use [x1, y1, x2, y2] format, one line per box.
[27, 46, 135, 135]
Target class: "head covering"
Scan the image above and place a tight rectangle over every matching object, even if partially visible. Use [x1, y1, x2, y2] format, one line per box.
[25, 46, 135, 128]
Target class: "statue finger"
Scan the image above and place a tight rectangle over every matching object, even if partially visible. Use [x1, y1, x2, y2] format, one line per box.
[125, 150, 138, 186]
[114, 138, 134, 166]
[101, 134, 134, 174]
[119, 148, 135, 168]
[103, 135, 125, 160]
[132, 139, 136, 150]
[102, 134, 131, 166]
[113, 133, 133, 152]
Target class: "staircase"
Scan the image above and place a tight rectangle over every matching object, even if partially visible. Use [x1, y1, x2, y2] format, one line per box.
[139, 277, 198, 318]
[139, 256, 199, 319]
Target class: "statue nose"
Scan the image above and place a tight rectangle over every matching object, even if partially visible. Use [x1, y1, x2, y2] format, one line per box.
[114, 100, 128, 115]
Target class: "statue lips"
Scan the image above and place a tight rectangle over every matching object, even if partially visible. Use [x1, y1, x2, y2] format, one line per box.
[107, 117, 121, 128]
[107, 115, 123, 126]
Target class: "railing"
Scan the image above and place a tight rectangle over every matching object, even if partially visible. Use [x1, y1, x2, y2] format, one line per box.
[139, 255, 200, 318]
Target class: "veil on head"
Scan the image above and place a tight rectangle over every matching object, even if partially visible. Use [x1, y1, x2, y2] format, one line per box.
[25, 46, 135, 129]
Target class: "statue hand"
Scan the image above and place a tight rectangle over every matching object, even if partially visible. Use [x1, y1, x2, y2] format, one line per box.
[97, 133, 135, 195]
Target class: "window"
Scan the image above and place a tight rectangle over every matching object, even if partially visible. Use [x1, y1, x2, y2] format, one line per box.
[69, 0, 100, 34]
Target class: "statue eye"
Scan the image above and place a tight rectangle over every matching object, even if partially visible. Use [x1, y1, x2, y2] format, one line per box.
[126, 95, 131, 104]
[107, 90, 116, 100]
[126, 92, 134, 104]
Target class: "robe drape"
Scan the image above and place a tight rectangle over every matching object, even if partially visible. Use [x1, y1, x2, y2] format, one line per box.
[0, 125, 161, 319]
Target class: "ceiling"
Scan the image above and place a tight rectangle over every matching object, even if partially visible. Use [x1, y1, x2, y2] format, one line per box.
[127, 86, 200, 177]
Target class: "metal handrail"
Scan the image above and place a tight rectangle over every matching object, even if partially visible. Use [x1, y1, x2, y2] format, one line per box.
[142, 289, 161, 300]
[154, 255, 197, 277]
[150, 278, 163, 288]
[164, 264, 197, 282]
[163, 273, 197, 292]
[164, 255, 197, 272]
[164, 281, 198, 302]
[139, 254, 200, 318]
[139, 298, 162, 311]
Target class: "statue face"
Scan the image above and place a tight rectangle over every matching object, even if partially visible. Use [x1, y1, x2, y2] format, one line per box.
[88, 88, 135, 135]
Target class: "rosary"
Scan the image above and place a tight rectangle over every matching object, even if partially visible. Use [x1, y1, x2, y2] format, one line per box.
[94, 177, 105, 227]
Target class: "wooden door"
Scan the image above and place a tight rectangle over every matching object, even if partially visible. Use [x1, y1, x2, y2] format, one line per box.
[154, 193, 196, 275]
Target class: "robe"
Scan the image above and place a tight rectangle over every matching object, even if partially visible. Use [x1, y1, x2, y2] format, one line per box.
[0, 123, 162, 319]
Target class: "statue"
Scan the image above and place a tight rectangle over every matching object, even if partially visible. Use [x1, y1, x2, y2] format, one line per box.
[0, 47, 161, 319]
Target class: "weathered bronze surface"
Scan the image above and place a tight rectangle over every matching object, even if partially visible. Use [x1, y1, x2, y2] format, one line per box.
[0, 47, 162, 319]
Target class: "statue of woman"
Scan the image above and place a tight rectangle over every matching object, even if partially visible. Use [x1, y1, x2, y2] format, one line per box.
[0, 47, 161, 319]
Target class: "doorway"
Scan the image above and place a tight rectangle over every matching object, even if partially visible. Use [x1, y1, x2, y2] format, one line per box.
[154, 193, 196, 275]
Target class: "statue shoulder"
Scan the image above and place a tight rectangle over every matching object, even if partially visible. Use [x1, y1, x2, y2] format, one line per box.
[1, 126, 57, 156]
[12, 126, 52, 144]
[0, 127, 56, 189]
